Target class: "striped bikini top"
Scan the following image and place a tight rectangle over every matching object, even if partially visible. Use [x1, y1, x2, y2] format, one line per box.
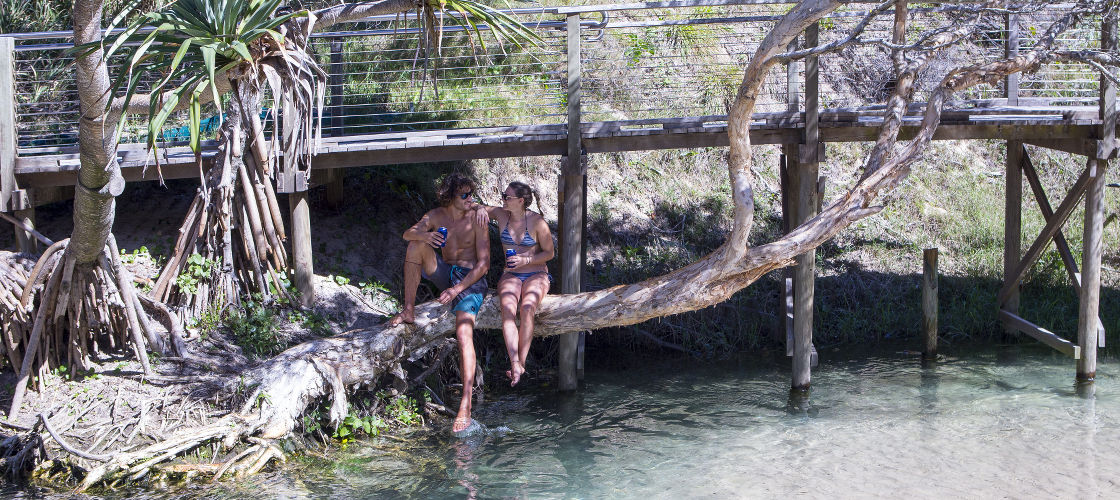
[500, 220, 537, 247]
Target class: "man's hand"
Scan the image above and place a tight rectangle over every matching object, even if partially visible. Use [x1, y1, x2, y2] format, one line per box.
[425, 230, 445, 248]
[438, 285, 461, 304]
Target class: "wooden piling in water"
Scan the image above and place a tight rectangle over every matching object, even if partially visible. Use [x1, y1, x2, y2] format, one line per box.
[557, 13, 584, 392]
[791, 22, 820, 391]
[1077, 158, 1105, 381]
[922, 248, 938, 359]
[1002, 141, 1022, 330]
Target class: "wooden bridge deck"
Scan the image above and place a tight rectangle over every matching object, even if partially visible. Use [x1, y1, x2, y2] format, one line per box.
[11, 104, 1104, 188]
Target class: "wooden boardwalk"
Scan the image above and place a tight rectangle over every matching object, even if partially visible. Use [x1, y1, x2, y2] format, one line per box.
[11, 104, 1104, 188]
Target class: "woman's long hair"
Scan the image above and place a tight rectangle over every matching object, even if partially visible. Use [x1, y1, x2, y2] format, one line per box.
[507, 181, 538, 214]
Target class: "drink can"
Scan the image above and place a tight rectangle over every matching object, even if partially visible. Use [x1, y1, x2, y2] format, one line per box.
[437, 227, 448, 247]
[505, 248, 517, 267]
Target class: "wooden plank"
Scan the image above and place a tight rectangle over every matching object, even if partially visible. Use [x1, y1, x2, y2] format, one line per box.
[922, 248, 938, 359]
[0, 37, 16, 212]
[1004, 141, 1022, 320]
[999, 310, 1080, 359]
[1077, 158, 1106, 380]
[997, 163, 1093, 306]
[1023, 138, 1100, 157]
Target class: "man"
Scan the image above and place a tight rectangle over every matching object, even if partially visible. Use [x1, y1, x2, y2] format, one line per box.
[389, 173, 490, 434]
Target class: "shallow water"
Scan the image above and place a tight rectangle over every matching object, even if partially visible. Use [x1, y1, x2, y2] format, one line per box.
[21, 344, 1120, 498]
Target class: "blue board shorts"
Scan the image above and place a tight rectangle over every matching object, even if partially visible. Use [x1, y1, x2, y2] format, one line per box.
[423, 254, 488, 316]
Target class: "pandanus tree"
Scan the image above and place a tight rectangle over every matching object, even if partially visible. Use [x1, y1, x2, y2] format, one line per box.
[6, 0, 537, 418]
[95, 0, 539, 316]
[93, 0, 324, 315]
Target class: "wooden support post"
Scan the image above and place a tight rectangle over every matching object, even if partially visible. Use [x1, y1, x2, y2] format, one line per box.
[776, 36, 798, 346]
[1076, 158, 1106, 381]
[558, 13, 583, 392]
[14, 204, 36, 254]
[1002, 141, 1022, 327]
[289, 192, 315, 307]
[0, 37, 17, 215]
[922, 248, 938, 359]
[792, 22, 819, 391]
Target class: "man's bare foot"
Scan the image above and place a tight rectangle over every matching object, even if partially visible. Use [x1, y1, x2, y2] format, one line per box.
[452, 415, 473, 433]
[388, 308, 414, 326]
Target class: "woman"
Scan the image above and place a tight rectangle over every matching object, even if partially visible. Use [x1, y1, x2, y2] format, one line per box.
[475, 182, 554, 386]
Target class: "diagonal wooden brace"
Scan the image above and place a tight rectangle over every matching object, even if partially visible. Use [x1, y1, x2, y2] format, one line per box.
[997, 161, 1096, 306]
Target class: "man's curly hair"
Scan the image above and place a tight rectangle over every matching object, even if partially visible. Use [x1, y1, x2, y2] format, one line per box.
[436, 173, 476, 207]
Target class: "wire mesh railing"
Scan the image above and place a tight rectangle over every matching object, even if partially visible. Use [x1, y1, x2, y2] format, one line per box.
[2, 0, 1109, 157]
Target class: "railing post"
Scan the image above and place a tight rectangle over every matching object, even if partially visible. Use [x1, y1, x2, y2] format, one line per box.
[558, 12, 584, 392]
[1, 37, 17, 215]
[1005, 10, 1019, 106]
[1100, 10, 1117, 160]
[324, 38, 345, 209]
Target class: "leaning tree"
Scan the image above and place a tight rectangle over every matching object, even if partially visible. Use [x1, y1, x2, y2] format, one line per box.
[12, 0, 1119, 488]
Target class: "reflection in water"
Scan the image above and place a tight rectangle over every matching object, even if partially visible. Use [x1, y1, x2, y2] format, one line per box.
[450, 438, 483, 499]
[24, 344, 1120, 499]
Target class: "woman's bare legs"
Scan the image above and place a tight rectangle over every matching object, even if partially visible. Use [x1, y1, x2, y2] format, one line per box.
[515, 273, 551, 381]
[497, 273, 524, 385]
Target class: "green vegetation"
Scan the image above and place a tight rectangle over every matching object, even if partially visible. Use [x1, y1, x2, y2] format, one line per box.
[174, 253, 216, 296]
[227, 299, 283, 359]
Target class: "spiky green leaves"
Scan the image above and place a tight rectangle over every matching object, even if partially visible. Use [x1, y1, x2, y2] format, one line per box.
[69, 0, 307, 159]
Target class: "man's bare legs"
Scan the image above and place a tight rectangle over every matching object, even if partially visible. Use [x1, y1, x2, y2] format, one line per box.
[515, 273, 550, 380]
[388, 240, 439, 326]
[453, 311, 477, 433]
[497, 274, 524, 385]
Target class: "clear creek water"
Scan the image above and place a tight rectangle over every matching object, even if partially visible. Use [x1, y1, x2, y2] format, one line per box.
[25, 344, 1120, 498]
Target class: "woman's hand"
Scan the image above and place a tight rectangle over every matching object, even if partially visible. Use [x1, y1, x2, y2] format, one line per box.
[470, 204, 490, 227]
[506, 253, 530, 270]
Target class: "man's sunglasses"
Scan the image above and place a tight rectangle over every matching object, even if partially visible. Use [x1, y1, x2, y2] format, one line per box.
[459, 191, 473, 200]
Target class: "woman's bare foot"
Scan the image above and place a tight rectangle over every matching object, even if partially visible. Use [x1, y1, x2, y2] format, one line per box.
[508, 361, 524, 387]
[388, 307, 414, 326]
